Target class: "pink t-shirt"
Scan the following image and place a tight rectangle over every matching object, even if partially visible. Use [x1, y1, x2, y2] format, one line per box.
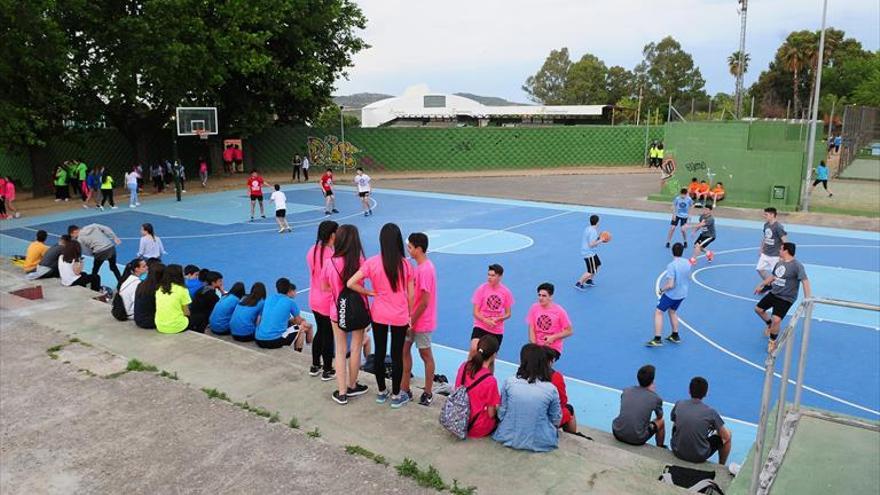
[471, 282, 515, 335]
[455, 362, 501, 439]
[526, 302, 572, 353]
[4, 181, 14, 201]
[361, 255, 412, 326]
[199, 161, 208, 173]
[410, 259, 437, 333]
[319, 256, 353, 322]
[306, 244, 334, 316]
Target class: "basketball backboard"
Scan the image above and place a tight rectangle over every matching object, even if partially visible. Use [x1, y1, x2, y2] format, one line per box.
[175, 107, 218, 136]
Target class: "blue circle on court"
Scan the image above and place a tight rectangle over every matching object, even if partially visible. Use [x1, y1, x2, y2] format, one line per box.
[425, 229, 533, 255]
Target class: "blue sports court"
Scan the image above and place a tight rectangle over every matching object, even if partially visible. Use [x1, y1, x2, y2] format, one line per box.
[2, 184, 878, 464]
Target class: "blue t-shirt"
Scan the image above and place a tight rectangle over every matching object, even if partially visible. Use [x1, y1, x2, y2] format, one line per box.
[209, 294, 240, 333]
[833, 136, 841, 146]
[186, 278, 203, 298]
[673, 196, 693, 218]
[580, 226, 599, 257]
[816, 164, 829, 180]
[663, 257, 692, 300]
[230, 299, 264, 337]
[256, 293, 300, 341]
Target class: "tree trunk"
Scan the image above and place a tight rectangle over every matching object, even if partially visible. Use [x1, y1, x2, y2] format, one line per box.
[28, 145, 54, 198]
[792, 69, 800, 117]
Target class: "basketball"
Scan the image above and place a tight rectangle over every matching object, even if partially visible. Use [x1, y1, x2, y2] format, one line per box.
[600, 231, 612, 243]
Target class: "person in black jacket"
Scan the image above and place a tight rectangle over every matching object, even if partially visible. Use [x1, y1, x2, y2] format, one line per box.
[188, 271, 224, 333]
[133, 262, 165, 329]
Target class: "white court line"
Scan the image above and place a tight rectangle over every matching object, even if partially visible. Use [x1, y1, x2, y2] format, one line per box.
[432, 210, 574, 252]
[653, 259, 880, 417]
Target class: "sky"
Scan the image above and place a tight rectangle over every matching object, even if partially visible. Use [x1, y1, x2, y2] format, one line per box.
[335, 0, 880, 103]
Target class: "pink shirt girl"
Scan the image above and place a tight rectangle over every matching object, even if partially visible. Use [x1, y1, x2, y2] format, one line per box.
[4, 180, 15, 201]
[361, 254, 413, 327]
[410, 259, 437, 333]
[526, 302, 572, 353]
[455, 362, 501, 438]
[472, 282, 515, 334]
[306, 244, 334, 316]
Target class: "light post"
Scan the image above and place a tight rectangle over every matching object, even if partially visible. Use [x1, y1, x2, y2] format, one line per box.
[800, 0, 828, 212]
[339, 105, 346, 173]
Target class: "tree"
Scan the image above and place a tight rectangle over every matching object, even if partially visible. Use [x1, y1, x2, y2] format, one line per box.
[728, 51, 751, 78]
[314, 105, 361, 129]
[605, 66, 635, 105]
[564, 54, 609, 104]
[640, 36, 705, 106]
[522, 48, 572, 104]
[777, 31, 814, 116]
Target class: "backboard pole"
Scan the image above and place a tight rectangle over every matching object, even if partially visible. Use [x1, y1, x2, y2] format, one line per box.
[172, 135, 181, 202]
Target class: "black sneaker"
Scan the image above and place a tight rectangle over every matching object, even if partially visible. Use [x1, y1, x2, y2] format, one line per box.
[309, 365, 320, 377]
[665, 333, 681, 344]
[347, 382, 368, 397]
[332, 391, 348, 405]
[419, 392, 433, 406]
[665, 242, 670, 248]
[585, 279, 595, 287]
[683, 242, 688, 248]
[331, 209, 339, 213]
[321, 369, 336, 381]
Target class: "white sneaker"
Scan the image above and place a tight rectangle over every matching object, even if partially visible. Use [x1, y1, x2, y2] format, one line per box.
[110, 206, 118, 209]
[278, 228, 285, 234]
[182, 190, 187, 193]
[129, 204, 136, 208]
[98, 205, 104, 211]
[54, 199, 61, 202]
[82, 204, 89, 209]
[136, 202, 141, 206]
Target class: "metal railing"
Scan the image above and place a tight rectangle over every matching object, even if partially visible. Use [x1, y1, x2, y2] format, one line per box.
[749, 297, 880, 495]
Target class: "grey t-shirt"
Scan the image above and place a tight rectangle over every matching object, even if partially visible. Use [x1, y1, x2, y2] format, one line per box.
[612, 386, 663, 444]
[671, 399, 725, 463]
[770, 258, 807, 302]
[761, 221, 787, 256]
[699, 214, 716, 238]
[39, 244, 64, 269]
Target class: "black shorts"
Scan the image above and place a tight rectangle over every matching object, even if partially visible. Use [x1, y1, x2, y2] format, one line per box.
[256, 333, 297, 349]
[583, 255, 601, 274]
[232, 334, 255, 342]
[323, 189, 334, 197]
[670, 216, 688, 226]
[812, 179, 828, 189]
[614, 421, 659, 446]
[275, 209, 286, 218]
[696, 234, 715, 248]
[470, 327, 503, 346]
[358, 191, 370, 198]
[707, 434, 723, 456]
[250, 194, 263, 202]
[757, 293, 794, 320]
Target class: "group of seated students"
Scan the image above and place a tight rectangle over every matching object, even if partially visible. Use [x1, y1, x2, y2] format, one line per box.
[460, 335, 732, 463]
[687, 177, 725, 208]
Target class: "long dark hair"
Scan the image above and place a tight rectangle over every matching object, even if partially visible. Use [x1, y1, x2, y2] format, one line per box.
[136, 262, 165, 297]
[379, 223, 406, 292]
[333, 224, 364, 283]
[240, 282, 267, 307]
[516, 344, 553, 384]
[142, 223, 156, 240]
[312, 220, 338, 270]
[159, 264, 185, 294]
[226, 282, 246, 299]
[118, 258, 146, 290]
[466, 334, 499, 378]
[61, 240, 82, 264]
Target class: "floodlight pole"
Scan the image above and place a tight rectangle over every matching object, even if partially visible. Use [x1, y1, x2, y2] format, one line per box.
[735, 0, 749, 119]
[800, 0, 828, 212]
[339, 105, 346, 173]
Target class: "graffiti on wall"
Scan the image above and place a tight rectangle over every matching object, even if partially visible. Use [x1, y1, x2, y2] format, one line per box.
[307, 135, 360, 168]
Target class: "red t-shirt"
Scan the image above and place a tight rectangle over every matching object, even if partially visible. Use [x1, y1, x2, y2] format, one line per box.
[320, 173, 333, 192]
[247, 176, 264, 194]
[223, 148, 234, 162]
[455, 363, 501, 438]
[551, 371, 572, 426]
[233, 148, 243, 161]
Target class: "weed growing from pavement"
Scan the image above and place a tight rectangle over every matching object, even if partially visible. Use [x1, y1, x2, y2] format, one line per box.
[159, 370, 178, 380]
[307, 427, 321, 438]
[450, 480, 478, 495]
[395, 458, 451, 491]
[201, 388, 230, 401]
[46, 345, 63, 359]
[345, 445, 389, 466]
[269, 412, 280, 423]
[288, 417, 300, 429]
[126, 359, 158, 372]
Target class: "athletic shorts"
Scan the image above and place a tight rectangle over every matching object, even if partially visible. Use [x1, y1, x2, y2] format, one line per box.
[613, 420, 659, 446]
[250, 194, 263, 202]
[657, 294, 684, 312]
[256, 332, 297, 349]
[232, 334, 255, 342]
[275, 209, 286, 218]
[670, 216, 688, 226]
[583, 255, 601, 274]
[756, 253, 779, 273]
[471, 327, 503, 346]
[812, 179, 828, 188]
[757, 293, 794, 320]
[406, 329, 433, 350]
[323, 189, 334, 197]
[696, 234, 715, 248]
[358, 191, 370, 198]
[707, 434, 723, 457]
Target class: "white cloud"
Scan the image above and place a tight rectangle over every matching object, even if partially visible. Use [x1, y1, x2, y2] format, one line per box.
[337, 0, 880, 101]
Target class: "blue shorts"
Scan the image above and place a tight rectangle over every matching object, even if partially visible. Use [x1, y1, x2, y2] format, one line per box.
[657, 294, 684, 312]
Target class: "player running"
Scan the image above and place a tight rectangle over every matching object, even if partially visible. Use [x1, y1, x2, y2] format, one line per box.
[756, 207, 788, 285]
[354, 167, 372, 216]
[647, 242, 690, 346]
[269, 184, 292, 233]
[686, 205, 716, 265]
[247, 169, 269, 221]
[754, 242, 810, 353]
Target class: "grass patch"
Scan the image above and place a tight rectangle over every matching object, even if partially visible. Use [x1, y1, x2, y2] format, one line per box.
[68, 337, 81, 343]
[201, 388, 230, 401]
[46, 344, 63, 359]
[345, 445, 389, 466]
[450, 480, 478, 495]
[159, 370, 178, 380]
[307, 427, 321, 438]
[126, 359, 158, 373]
[288, 417, 300, 429]
[395, 458, 447, 491]
[268, 412, 280, 423]
[251, 406, 271, 418]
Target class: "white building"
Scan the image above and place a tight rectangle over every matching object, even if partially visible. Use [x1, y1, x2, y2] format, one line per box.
[360, 85, 612, 128]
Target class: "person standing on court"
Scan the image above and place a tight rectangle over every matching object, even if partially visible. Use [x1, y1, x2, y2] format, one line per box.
[526, 282, 574, 361]
[647, 242, 690, 346]
[99, 167, 117, 209]
[401, 232, 438, 406]
[754, 242, 810, 353]
[223, 144, 235, 175]
[71, 223, 123, 283]
[320, 168, 338, 215]
[302, 155, 310, 182]
[756, 207, 788, 283]
[292, 154, 303, 182]
[575, 214, 607, 290]
[233, 144, 244, 173]
[666, 189, 693, 249]
[470, 264, 514, 365]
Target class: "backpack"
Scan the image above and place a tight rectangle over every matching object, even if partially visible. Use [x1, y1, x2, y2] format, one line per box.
[439, 370, 492, 440]
[111, 278, 137, 321]
[333, 262, 371, 331]
[658, 465, 725, 494]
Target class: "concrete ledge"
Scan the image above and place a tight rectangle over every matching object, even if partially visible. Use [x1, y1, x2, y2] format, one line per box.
[0, 262, 733, 494]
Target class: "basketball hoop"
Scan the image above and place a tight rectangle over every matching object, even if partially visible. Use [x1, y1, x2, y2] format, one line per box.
[195, 129, 208, 141]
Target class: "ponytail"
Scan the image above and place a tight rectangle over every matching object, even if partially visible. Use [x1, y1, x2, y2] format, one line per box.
[466, 334, 500, 378]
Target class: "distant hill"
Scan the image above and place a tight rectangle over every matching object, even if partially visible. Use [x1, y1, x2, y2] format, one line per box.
[333, 92, 528, 109]
[454, 93, 528, 106]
